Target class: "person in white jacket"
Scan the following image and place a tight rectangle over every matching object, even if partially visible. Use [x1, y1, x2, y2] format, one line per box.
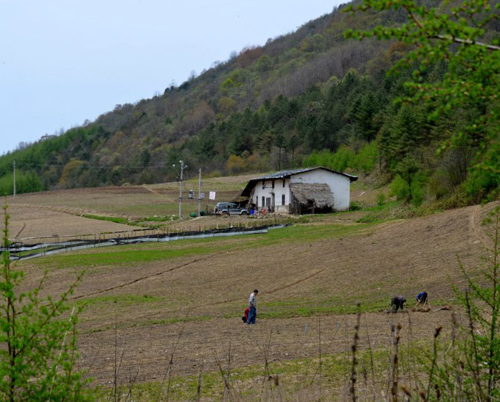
[247, 289, 258, 324]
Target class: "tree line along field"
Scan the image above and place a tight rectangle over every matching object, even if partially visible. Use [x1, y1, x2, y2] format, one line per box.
[10, 176, 497, 400]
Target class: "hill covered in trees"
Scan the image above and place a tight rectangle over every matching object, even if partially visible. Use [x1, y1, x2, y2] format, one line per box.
[2, 0, 499, 207]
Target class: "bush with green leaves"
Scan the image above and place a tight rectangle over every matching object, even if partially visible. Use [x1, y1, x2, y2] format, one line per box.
[389, 174, 409, 201]
[345, 0, 500, 200]
[376, 191, 386, 206]
[302, 143, 378, 174]
[0, 171, 43, 196]
[0, 205, 93, 401]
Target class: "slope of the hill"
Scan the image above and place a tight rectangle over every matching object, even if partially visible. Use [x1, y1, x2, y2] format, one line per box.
[0, 1, 405, 188]
[3, 0, 500, 210]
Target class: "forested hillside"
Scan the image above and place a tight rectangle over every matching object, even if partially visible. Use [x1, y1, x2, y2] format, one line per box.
[2, 0, 499, 207]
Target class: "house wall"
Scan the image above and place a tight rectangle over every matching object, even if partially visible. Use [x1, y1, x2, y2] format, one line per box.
[249, 178, 290, 213]
[290, 170, 351, 211]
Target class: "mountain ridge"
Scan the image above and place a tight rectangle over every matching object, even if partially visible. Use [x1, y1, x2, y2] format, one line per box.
[1, 0, 496, 208]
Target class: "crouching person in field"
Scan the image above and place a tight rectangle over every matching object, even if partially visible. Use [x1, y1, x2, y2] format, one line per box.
[242, 307, 250, 323]
[415, 291, 428, 307]
[390, 296, 406, 313]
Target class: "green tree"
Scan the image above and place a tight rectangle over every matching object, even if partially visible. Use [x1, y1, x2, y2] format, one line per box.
[395, 156, 421, 203]
[287, 133, 301, 167]
[421, 207, 500, 400]
[345, 0, 500, 198]
[0, 205, 92, 401]
[274, 133, 286, 170]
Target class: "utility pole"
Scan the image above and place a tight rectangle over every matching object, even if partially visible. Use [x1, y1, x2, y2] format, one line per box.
[13, 160, 16, 198]
[178, 160, 188, 219]
[198, 168, 202, 216]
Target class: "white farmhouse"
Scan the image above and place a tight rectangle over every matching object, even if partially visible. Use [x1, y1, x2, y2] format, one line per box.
[239, 167, 357, 214]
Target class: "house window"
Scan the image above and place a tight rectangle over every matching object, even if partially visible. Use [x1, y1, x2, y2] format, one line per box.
[283, 179, 285, 187]
[272, 180, 275, 189]
[256, 196, 258, 208]
[282, 194, 285, 205]
[262, 181, 265, 189]
[262, 196, 265, 207]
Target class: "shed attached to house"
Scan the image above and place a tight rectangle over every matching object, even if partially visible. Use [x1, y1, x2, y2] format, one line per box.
[239, 167, 357, 214]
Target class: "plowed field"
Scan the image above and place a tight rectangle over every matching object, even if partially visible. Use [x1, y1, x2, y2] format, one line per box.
[15, 199, 497, 390]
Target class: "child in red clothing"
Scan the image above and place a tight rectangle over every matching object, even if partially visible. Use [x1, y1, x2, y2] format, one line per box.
[241, 307, 250, 323]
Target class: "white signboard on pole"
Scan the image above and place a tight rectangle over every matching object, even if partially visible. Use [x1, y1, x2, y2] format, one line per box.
[209, 191, 216, 200]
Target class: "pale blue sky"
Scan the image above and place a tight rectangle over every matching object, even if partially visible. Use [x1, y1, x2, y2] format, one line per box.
[0, 1, 342, 155]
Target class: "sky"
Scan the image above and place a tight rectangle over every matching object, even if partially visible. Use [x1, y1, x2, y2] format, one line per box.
[0, 0, 342, 155]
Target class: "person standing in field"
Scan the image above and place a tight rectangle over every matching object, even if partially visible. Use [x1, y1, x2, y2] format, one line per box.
[247, 289, 258, 325]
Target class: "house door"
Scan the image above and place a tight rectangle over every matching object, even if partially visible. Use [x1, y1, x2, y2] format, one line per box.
[266, 197, 271, 208]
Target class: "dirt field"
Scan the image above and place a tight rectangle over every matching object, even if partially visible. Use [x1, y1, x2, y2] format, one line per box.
[4, 175, 374, 241]
[4, 175, 265, 240]
[1, 205, 138, 240]
[4, 176, 497, 398]
[14, 199, 496, 393]
[7, 175, 253, 221]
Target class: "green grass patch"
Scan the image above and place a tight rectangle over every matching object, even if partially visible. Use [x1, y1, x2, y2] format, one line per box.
[355, 200, 406, 223]
[98, 352, 352, 402]
[144, 315, 212, 326]
[36, 244, 230, 269]
[257, 221, 375, 245]
[224, 296, 389, 320]
[82, 214, 136, 226]
[31, 220, 382, 269]
[259, 300, 388, 319]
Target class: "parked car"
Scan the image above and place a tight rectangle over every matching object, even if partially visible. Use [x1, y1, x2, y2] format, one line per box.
[214, 202, 248, 215]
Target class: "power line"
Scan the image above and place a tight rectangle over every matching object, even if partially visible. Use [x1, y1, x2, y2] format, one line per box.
[0, 162, 183, 171]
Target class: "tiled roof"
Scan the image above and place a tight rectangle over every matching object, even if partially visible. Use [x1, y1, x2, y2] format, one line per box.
[240, 166, 357, 197]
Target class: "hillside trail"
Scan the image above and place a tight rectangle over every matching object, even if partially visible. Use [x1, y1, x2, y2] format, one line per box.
[469, 203, 496, 249]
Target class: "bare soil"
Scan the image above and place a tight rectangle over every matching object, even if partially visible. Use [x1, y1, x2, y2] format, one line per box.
[2, 205, 137, 240]
[7, 176, 249, 221]
[79, 311, 454, 385]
